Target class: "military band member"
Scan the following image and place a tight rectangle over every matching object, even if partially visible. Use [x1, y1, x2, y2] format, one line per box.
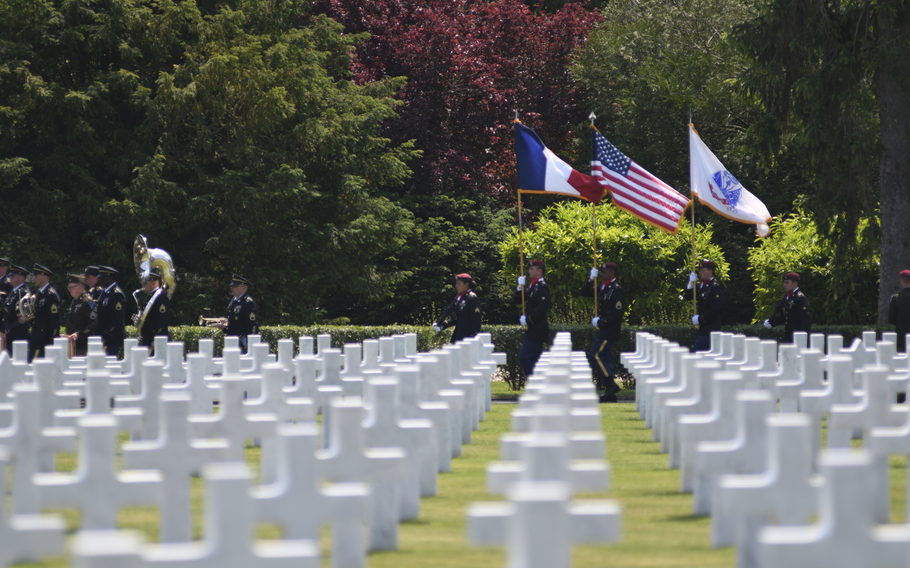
[83, 266, 104, 302]
[221, 274, 258, 352]
[434, 273, 482, 343]
[138, 268, 169, 353]
[1, 264, 30, 355]
[580, 262, 626, 403]
[687, 259, 723, 353]
[763, 272, 811, 344]
[515, 259, 550, 377]
[96, 265, 126, 357]
[64, 274, 98, 357]
[888, 270, 910, 353]
[28, 264, 60, 362]
[0, 258, 12, 298]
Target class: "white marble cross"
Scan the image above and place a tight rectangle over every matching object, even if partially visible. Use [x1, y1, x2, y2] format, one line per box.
[0, 383, 75, 514]
[664, 360, 722, 468]
[692, 390, 774, 515]
[114, 361, 166, 441]
[0, 446, 65, 567]
[163, 342, 186, 384]
[339, 343, 365, 396]
[54, 367, 143, 432]
[487, 431, 608, 496]
[799, 355, 861, 449]
[776, 349, 824, 413]
[317, 398, 405, 552]
[34, 414, 162, 530]
[760, 344, 798, 407]
[143, 462, 320, 567]
[714, 413, 820, 568]
[678, 371, 744, 492]
[362, 376, 436, 520]
[29, 360, 80, 430]
[755, 449, 910, 568]
[394, 364, 452, 473]
[416, 355, 465, 459]
[251, 422, 368, 568]
[122, 392, 231, 542]
[501, 405, 606, 461]
[467, 480, 620, 568]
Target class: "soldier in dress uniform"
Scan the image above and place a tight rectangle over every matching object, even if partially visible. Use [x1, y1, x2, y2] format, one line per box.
[687, 259, 723, 352]
[515, 259, 551, 377]
[887, 270, 910, 353]
[64, 274, 98, 357]
[1, 264, 31, 355]
[83, 266, 104, 302]
[96, 265, 126, 357]
[0, 258, 12, 299]
[138, 268, 169, 353]
[28, 264, 60, 362]
[580, 262, 626, 403]
[764, 272, 811, 344]
[434, 273, 482, 343]
[220, 274, 258, 352]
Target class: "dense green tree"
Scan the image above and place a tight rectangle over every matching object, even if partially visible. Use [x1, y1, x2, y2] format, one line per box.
[749, 212, 879, 324]
[733, 0, 910, 323]
[499, 200, 727, 325]
[0, 0, 418, 324]
[573, 0, 816, 324]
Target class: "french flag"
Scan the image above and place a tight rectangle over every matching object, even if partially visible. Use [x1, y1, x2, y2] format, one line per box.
[515, 123, 606, 204]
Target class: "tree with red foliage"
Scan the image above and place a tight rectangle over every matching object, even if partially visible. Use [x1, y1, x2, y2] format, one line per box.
[311, 0, 601, 205]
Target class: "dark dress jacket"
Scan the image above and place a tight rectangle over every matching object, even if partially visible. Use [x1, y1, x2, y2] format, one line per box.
[770, 288, 811, 344]
[97, 283, 126, 348]
[226, 292, 259, 351]
[29, 283, 61, 351]
[139, 288, 170, 347]
[436, 290, 482, 343]
[2, 284, 30, 344]
[515, 277, 551, 343]
[66, 293, 98, 356]
[889, 288, 910, 352]
[693, 278, 723, 336]
[580, 278, 626, 342]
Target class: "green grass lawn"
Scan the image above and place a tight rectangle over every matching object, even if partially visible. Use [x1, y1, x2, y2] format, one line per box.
[14, 402, 909, 567]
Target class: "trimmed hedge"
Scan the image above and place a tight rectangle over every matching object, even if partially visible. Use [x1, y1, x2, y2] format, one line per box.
[137, 323, 895, 391]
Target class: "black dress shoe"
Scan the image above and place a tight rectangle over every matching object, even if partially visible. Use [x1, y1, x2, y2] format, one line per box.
[599, 393, 618, 403]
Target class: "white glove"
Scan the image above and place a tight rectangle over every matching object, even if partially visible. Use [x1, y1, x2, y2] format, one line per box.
[433, 324, 442, 332]
[589, 268, 599, 280]
[520, 315, 527, 326]
[517, 276, 526, 287]
[686, 272, 698, 290]
[691, 315, 699, 325]
[763, 319, 772, 329]
[592, 317, 600, 328]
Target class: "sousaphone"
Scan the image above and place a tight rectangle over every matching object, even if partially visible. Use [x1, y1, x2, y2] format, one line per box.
[132, 235, 176, 328]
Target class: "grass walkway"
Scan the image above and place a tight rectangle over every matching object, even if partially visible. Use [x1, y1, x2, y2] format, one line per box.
[16, 402, 909, 567]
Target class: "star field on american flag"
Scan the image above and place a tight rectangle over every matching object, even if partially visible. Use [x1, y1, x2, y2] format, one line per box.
[595, 135, 632, 177]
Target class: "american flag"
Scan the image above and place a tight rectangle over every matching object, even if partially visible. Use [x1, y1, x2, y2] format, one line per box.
[591, 130, 690, 234]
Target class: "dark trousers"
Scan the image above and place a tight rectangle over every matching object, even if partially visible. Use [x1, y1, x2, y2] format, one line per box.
[104, 339, 122, 357]
[588, 336, 619, 394]
[519, 340, 544, 377]
[27, 344, 44, 363]
[691, 334, 711, 353]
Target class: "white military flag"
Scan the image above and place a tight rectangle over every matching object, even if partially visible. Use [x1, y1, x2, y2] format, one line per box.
[689, 124, 771, 237]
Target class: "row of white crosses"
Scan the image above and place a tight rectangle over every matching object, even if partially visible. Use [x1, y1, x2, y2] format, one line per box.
[622, 329, 910, 568]
[467, 332, 621, 568]
[0, 331, 506, 568]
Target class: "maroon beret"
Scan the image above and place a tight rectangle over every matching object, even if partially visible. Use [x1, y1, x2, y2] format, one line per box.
[600, 262, 618, 271]
[700, 259, 716, 270]
[529, 260, 545, 268]
[900, 270, 910, 278]
[783, 272, 800, 281]
[454, 273, 472, 280]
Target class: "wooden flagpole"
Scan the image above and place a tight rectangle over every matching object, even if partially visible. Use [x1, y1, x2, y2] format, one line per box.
[689, 114, 697, 316]
[518, 190, 526, 317]
[589, 112, 599, 317]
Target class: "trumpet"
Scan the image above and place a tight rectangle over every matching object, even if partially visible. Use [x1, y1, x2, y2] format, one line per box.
[199, 316, 228, 328]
